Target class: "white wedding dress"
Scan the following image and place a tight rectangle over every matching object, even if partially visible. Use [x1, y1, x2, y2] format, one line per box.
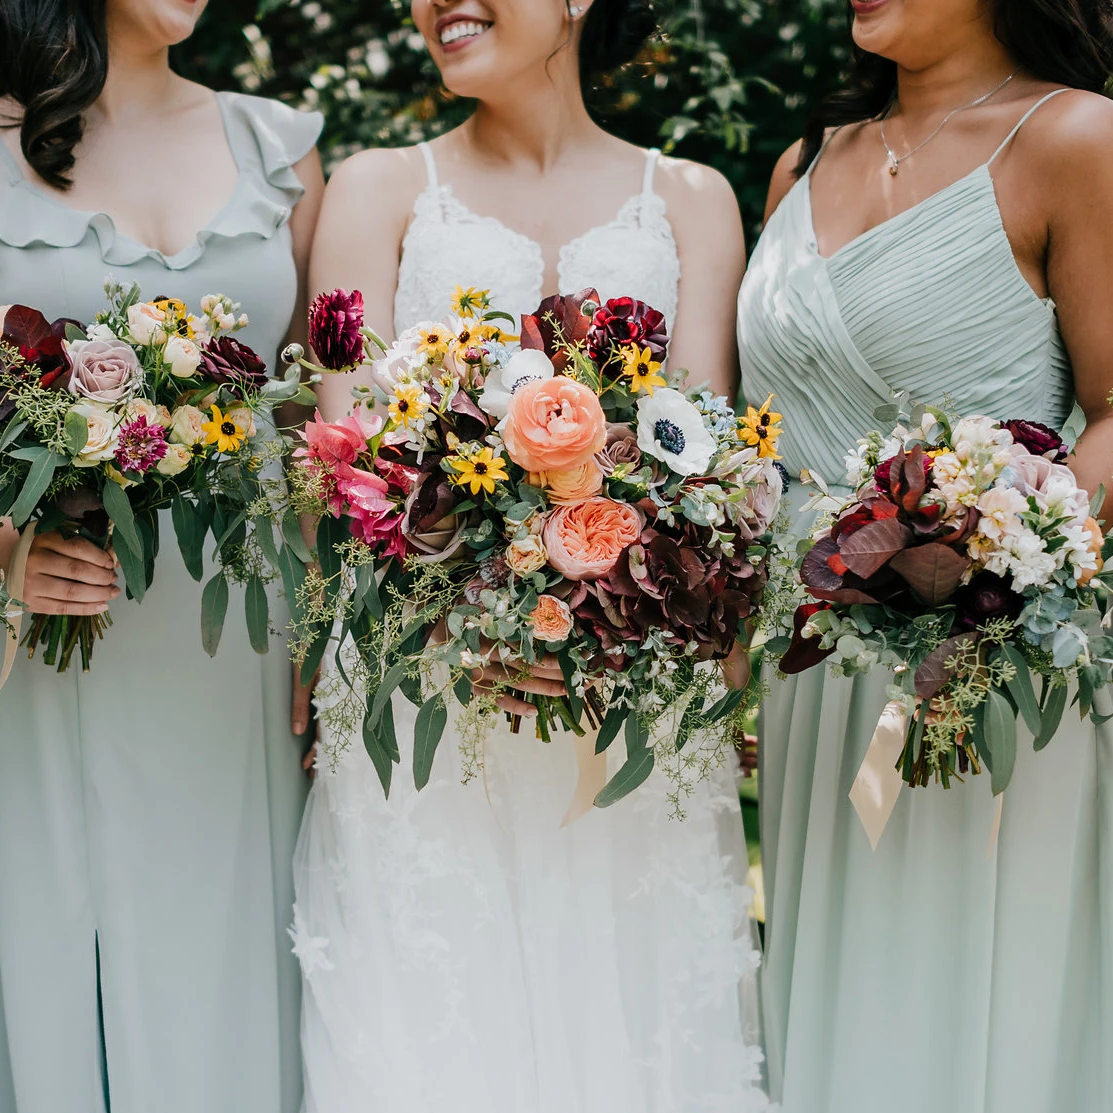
[292, 143, 774, 1113]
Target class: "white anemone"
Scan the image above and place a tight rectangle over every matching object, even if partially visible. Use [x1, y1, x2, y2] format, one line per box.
[477, 349, 555, 419]
[636, 388, 716, 476]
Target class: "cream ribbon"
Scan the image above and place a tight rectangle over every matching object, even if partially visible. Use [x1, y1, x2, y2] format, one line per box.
[850, 699, 1006, 854]
[561, 727, 607, 827]
[0, 523, 36, 690]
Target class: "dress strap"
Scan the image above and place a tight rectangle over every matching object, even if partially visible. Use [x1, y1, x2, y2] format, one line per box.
[988, 88, 1071, 165]
[417, 141, 440, 190]
[642, 148, 661, 195]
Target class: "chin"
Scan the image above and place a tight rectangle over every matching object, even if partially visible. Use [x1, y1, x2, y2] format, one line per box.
[850, 0, 908, 57]
[114, 0, 206, 47]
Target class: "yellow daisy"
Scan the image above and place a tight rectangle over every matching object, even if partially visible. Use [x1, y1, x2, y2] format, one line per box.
[153, 297, 194, 338]
[450, 286, 491, 319]
[201, 405, 247, 453]
[738, 394, 783, 459]
[389, 384, 430, 429]
[620, 345, 666, 395]
[446, 446, 509, 496]
[418, 325, 452, 363]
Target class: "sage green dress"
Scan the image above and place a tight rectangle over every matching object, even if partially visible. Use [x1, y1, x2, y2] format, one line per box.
[737, 91, 1113, 1113]
[0, 93, 321, 1113]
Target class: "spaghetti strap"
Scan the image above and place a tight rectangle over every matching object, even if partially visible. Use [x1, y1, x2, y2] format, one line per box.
[417, 141, 439, 190]
[988, 88, 1071, 165]
[806, 127, 842, 177]
[642, 148, 661, 195]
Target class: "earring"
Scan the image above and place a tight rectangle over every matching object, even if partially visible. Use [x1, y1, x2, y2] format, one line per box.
[569, 5, 584, 16]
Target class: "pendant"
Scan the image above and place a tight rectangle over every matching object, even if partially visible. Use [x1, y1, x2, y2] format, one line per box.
[888, 159, 899, 177]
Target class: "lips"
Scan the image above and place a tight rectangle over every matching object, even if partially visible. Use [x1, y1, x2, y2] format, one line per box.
[435, 13, 493, 49]
[850, 0, 889, 12]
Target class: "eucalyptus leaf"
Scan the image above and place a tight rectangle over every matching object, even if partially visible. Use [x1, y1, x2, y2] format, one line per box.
[625, 712, 650, 753]
[369, 660, 411, 725]
[982, 687, 1017, 796]
[0, 419, 27, 453]
[281, 509, 313, 564]
[244, 576, 270, 654]
[9, 450, 62, 527]
[62, 409, 88, 457]
[101, 479, 142, 559]
[363, 704, 395, 798]
[594, 705, 627, 755]
[413, 694, 448, 791]
[1000, 645, 1041, 735]
[595, 748, 655, 808]
[200, 573, 230, 658]
[172, 498, 206, 582]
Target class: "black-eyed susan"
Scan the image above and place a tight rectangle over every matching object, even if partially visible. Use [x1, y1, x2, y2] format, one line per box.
[450, 286, 491, 319]
[202, 405, 247, 453]
[153, 297, 194, 338]
[418, 325, 452, 362]
[738, 394, 783, 459]
[446, 446, 509, 496]
[389, 384, 430, 429]
[619, 345, 666, 395]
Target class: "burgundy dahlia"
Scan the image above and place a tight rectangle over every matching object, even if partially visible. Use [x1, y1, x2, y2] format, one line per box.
[585, 297, 668, 365]
[309, 288, 365, 371]
[114, 415, 168, 474]
[1003, 419, 1068, 463]
[199, 336, 269, 395]
[952, 571, 1024, 631]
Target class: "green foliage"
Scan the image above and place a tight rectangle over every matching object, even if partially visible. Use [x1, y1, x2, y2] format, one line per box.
[176, 0, 848, 236]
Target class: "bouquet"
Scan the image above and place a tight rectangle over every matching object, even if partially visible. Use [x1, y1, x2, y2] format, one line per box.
[778, 398, 1113, 795]
[286, 286, 784, 806]
[0, 280, 312, 672]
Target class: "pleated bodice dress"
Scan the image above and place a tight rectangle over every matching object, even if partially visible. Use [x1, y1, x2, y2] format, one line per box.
[0, 92, 321, 1113]
[736, 90, 1112, 1113]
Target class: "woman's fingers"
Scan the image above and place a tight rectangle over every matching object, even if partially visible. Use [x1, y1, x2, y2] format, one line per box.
[291, 663, 319, 735]
[27, 574, 120, 605]
[31, 549, 119, 587]
[495, 694, 539, 716]
[302, 741, 319, 778]
[472, 664, 567, 698]
[33, 532, 117, 572]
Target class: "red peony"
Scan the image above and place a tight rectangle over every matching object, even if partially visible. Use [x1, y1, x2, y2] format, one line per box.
[585, 297, 669, 365]
[309, 288, 365, 371]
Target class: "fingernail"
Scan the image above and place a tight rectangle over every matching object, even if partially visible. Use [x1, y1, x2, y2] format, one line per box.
[110, 587, 121, 597]
[294, 720, 305, 734]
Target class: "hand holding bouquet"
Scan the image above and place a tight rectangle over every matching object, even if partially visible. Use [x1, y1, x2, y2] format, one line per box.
[779, 398, 1112, 794]
[287, 286, 784, 807]
[0, 280, 310, 673]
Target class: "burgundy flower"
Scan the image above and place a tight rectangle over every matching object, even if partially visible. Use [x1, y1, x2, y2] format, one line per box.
[874, 450, 931, 496]
[585, 297, 669, 365]
[1003, 419, 1068, 463]
[114, 415, 169, 474]
[0, 306, 76, 419]
[309, 288, 365, 371]
[199, 336, 269, 395]
[952, 571, 1024, 632]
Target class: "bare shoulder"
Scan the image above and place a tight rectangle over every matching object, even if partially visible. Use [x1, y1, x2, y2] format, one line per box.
[1021, 88, 1113, 167]
[655, 154, 739, 215]
[326, 145, 427, 206]
[766, 140, 805, 219]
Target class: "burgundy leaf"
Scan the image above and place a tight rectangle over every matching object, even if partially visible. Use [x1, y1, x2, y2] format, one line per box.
[1, 305, 53, 349]
[914, 633, 978, 699]
[889, 542, 972, 605]
[800, 536, 844, 593]
[838, 517, 913, 579]
[779, 604, 838, 675]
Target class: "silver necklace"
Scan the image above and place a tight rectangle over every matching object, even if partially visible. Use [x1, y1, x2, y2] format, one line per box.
[879, 70, 1018, 176]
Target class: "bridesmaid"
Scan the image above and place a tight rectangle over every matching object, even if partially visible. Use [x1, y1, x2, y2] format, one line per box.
[0, 2, 322, 1111]
[738, 1, 1113, 1111]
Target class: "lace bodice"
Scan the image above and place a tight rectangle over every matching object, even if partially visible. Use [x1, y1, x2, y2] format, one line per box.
[394, 143, 680, 334]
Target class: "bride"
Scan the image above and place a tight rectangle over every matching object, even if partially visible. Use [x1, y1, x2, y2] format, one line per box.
[292, 1, 773, 1109]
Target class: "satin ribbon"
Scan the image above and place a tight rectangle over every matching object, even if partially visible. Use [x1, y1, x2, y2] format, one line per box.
[561, 726, 607, 827]
[0, 522, 36, 690]
[850, 699, 1006, 854]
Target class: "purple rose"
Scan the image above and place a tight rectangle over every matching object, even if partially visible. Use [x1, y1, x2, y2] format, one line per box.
[67, 338, 143, 404]
[309, 288, 365, 371]
[199, 337, 269, 395]
[1003, 419, 1068, 463]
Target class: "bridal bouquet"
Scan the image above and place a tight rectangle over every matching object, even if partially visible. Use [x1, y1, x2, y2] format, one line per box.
[779, 398, 1113, 794]
[0, 280, 310, 672]
[287, 286, 783, 804]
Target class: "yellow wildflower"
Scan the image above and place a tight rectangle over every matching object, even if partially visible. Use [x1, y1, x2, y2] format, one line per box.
[450, 286, 491, 319]
[201, 405, 247, 453]
[446, 446, 509, 496]
[620, 345, 666, 395]
[738, 394, 783, 460]
[418, 325, 452, 363]
[389, 384, 429, 429]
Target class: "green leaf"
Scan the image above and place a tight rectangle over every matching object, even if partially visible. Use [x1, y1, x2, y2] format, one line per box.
[101, 478, 142, 559]
[277, 544, 307, 620]
[300, 626, 331, 688]
[982, 687, 1017, 796]
[369, 660, 411, 726]
[594, 705, 627, 754]
[1034, 682, 1068, 751]
[705, 688, 747, 723]
[9, 450, 62, 527]
[172, 497, 206, 582]
[557, 652, 583, 725]
[1000, 645, 1041, 736]
[200, 573, 230, 658]
[453, 672, 473, 707]
[0, 419, 27, 452]
[253, 515, 279, 569]
[281, 509, 313, 563]
[62, 409, 88, 457]
[112, 523, 147, 603]
[363, 704, 395, 798]
[625, 712, 650, 753]
[413, 694, 448, 791]
[595, 748, 655, 808]
[352, 562, 382, 621]
[245, 576, 269, 654]
[316, 513, 346, 585]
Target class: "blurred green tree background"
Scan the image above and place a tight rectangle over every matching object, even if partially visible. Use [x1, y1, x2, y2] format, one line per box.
[176, 0, 849, 238]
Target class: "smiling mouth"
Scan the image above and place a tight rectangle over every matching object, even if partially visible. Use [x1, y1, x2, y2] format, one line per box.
[440, 20, 493, 47]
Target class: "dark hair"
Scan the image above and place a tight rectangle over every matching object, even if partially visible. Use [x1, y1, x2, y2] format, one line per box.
[574, 0, 657, 86]
[0, 0, 109, 190]
[796, 0, 1113, 175]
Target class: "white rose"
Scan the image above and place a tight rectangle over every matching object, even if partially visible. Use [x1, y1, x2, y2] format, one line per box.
[156, 443, 193, 477]
[168, 405, 207, 446]
[86, 323, 118, 341]
[123, 398, 165, 426]
[164, 336, 202, 378]
[71, 403, 120, 467]
[127, 302, 168, 346]
[225, 405, 257, 439]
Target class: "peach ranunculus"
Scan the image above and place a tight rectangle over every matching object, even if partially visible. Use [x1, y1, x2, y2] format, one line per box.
[542, 497, 644, 581]
[1079, 516, 1106, 586]
[297, 409, 383, 470]
[529, 594, 574, 643]
[529, 460, 605, 504]
[503, 376, 606, 473]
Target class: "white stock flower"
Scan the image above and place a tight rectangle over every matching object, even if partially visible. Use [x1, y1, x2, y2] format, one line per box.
[478, 349, 555, 420]
[636, 388, 717, 477]
[975, 485, 1029, 542]
[369, 326, 424, 391]
[844, 444, 870, 487]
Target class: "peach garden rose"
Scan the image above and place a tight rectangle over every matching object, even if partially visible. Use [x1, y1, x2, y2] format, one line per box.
[529, 595, 574, 643]
[543, 497, 644, 581]
[502, 376, 606, 473]
[529, 460, 605, 504]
